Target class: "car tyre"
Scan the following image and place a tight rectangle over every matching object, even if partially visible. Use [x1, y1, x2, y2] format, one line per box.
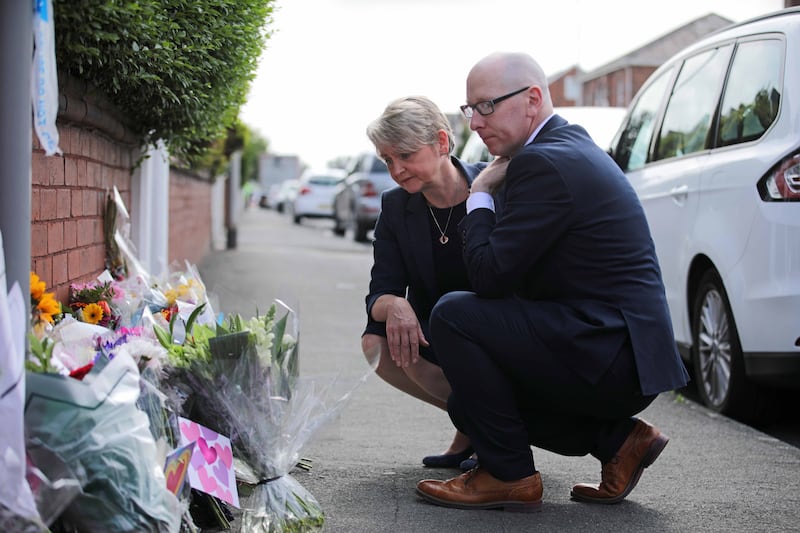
[691, 270, 763, 422]
[332, 214, 346, 237]
[293, 214, 302, 224]
[353, 219, 370, 242]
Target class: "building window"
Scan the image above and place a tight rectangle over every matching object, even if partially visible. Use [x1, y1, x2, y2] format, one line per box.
[564, 75, 580, 101]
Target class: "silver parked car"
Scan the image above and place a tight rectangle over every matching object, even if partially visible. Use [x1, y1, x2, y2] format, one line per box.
[332, 153, 396, 242]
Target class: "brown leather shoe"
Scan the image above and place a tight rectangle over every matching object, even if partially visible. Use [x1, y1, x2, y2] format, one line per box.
[571, 419, 669, 504]
[416, 467, 542, 512]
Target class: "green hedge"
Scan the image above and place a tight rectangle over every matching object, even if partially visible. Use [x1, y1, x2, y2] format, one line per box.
[54, 0, 274, 164]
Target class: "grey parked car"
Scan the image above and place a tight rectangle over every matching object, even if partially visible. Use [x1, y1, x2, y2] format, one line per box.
[332, 153, 396, 242]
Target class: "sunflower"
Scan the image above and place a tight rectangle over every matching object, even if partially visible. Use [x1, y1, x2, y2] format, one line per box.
[30, 271, 46, 301]
[37, 292, 62, 324]
[82, 302, 104, 325]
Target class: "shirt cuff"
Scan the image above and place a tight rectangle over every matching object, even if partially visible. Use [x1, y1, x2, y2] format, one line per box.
[466, 191, 495, 214]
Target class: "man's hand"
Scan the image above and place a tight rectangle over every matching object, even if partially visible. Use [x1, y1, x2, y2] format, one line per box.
[471, 157, 510, 194]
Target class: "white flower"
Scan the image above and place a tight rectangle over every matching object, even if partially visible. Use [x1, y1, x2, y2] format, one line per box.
[115, 336, 169, 370]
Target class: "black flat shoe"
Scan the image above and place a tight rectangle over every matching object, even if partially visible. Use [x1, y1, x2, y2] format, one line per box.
[459, 455, 479, 471]
[422, 447, 474, 468]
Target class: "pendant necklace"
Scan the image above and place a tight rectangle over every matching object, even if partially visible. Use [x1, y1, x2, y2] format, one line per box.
[428, 204, 454, 245]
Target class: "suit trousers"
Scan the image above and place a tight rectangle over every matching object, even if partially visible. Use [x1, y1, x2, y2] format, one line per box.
[429, 291, 656, 482]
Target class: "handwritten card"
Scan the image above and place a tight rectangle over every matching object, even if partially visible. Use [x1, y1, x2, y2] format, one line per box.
[178, 417, 239, 507]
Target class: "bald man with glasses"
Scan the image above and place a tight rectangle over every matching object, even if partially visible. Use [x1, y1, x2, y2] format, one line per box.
[415, 51, 689, 512]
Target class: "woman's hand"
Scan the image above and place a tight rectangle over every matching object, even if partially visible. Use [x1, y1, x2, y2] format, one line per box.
[471, 157, 510, 194]
[384, 297, 429, 368]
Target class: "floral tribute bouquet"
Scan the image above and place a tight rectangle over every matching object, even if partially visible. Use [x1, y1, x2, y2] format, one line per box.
[67, 278, 121, 329]
[155, 300, 358, 533]
[23, 272, 186, 532]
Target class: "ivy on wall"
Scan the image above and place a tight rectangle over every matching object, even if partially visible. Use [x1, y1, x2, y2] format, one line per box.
[54, 0, 275, 165]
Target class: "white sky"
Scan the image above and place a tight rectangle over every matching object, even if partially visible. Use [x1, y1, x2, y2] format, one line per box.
[239, 0, 785, 169]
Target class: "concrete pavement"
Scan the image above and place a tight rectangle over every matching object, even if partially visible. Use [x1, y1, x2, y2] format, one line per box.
[199, 207, 800, 532]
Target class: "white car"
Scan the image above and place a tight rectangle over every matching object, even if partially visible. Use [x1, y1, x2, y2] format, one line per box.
[608, 7, 800, 420]
[291, 168, 345, 223]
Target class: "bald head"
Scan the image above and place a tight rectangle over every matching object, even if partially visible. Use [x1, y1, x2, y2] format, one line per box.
[468, 52, 552, 107]
[465, 52, 554, 157]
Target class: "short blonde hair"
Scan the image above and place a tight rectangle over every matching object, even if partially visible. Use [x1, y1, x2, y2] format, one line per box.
[366, 96, 455, 155]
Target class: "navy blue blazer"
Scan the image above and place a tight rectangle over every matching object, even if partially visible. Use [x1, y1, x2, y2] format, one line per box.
[364, 157, 487, 338]
[459, 115, 689, 396]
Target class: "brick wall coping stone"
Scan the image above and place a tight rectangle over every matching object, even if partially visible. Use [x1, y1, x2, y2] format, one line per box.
[57, 73, 141, 147]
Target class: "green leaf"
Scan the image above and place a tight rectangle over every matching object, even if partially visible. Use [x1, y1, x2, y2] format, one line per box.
[184, 302, 206, 335]
[271, 312, 288, 364]
[153, 323, 172, 349]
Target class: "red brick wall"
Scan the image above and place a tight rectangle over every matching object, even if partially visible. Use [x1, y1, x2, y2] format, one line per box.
[168, 168, 213, 266]
[549, 66, 582, 107]
[30, 76, 215, 301]
[582, 66, 658, 108]
[31, 124, 135, 303]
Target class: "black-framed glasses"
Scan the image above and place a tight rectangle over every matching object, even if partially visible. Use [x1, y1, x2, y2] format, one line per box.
[460, 86, 530, 119]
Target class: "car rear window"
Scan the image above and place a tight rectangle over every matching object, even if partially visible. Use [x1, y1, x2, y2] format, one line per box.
[716, 38, 782, 147]
[369, 158, 388, 173]
[308, 176, 342, 185]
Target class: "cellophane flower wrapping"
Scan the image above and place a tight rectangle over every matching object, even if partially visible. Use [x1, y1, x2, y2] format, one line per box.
[24, 352, 182, 532]
[158, 300, 362, 532]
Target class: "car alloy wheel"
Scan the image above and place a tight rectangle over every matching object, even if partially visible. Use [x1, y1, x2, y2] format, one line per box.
[695, 284, 731, 407]
[691, 270, 760, 421]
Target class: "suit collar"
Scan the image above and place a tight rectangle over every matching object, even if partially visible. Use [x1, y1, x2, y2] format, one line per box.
[535, 113, 568, 139]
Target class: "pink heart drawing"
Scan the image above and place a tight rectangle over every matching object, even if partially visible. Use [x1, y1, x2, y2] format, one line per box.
[216, 485, 236, 507]
[190, 445, 206, 469]
[199, 424, 219, 441]
[197, 438, 218, 464]
[180, 420, 200, 442]
[197, 466, 218, 494]
[213, 457, 229, 488]
[214, 442, 233, 469]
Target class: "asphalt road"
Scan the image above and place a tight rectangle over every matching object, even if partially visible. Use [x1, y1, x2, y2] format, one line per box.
[198, 206, 800, 532]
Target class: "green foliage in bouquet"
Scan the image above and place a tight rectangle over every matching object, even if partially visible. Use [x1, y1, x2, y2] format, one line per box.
[154, 303, 298, 393]
[26, 334, 56, 374]
[153, 303, 215, 369]
[154, 302, 321, 531]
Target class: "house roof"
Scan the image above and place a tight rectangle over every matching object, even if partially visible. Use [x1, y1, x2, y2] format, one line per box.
[582, 13, 733, 80]
[548, 64, 583, 84]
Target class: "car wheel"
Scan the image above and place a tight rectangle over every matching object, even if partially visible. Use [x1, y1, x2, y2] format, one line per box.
[293, 214, 302, 224]
[353, 219, 370, 242]
[332, 214, 346, 237]
[691, 270, 762, 421]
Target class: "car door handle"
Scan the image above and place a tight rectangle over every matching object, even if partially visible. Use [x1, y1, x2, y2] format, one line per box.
[670, 184, 689, 205]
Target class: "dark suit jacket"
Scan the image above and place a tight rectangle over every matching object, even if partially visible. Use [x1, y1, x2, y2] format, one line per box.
[459, 115, 689, 395]
[364, 157, 487, 339]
